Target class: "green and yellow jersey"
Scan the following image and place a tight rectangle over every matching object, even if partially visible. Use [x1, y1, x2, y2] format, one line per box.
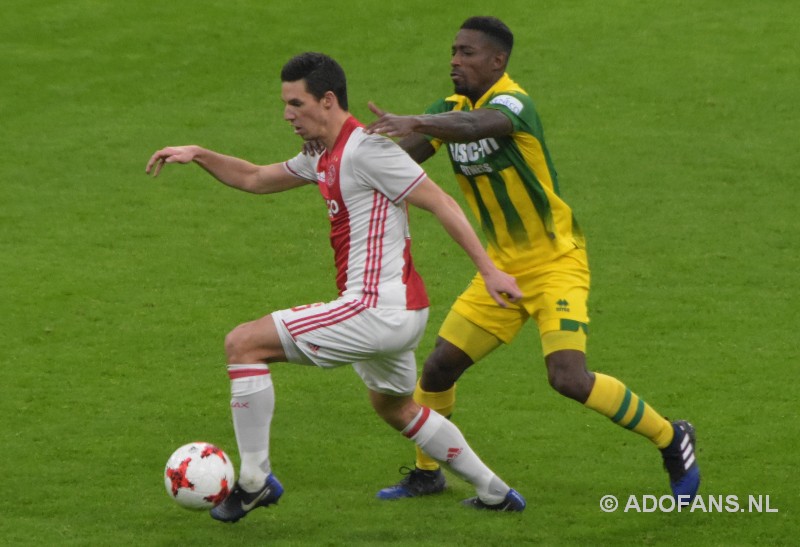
[426, 73, 585, 274]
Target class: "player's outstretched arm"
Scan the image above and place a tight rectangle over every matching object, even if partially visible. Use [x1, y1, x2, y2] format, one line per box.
[145, 145, 307, 194]
[397, 133, 436, 164]
[406, 177, 522, 307]
[366, 102, 513, 143]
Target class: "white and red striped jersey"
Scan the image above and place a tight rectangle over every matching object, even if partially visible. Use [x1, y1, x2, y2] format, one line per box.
[283, 116, 430, 310]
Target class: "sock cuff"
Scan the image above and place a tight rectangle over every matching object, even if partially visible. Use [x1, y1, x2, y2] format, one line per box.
[584, 372, 624, 413]
[402, 406, 430, 438]
[227, 363, 270, 379]
[228, 364, 272, 397]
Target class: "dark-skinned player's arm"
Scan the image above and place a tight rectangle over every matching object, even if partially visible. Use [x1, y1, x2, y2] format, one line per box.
[365, 101, 513, 144]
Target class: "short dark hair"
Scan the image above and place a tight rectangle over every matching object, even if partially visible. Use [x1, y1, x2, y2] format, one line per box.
[460, 16, 514, 55]
[280, 52, 348, 111]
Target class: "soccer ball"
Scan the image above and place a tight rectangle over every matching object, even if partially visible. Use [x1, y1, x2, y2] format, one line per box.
[164, 442, 235, 510]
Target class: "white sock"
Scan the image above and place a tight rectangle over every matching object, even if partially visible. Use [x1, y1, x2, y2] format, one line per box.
[403, 407, 509, 504]
[228, 364, 274, 492]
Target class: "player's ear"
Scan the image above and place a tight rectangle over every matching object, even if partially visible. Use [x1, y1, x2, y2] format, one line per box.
[322, 90, 337, 110]
[492, 51, 508, 71]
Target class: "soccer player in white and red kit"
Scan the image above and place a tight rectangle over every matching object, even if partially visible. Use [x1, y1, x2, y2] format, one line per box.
[146, 52, 526, 522]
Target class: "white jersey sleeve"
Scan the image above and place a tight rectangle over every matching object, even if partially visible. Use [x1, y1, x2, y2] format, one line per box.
[283, 151, 320, 182]
[351, 135, 426, 204]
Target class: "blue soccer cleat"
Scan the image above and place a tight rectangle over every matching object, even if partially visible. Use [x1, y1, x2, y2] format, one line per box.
[462, 488, 526, 512]
[660, 420, 700, 504]
[210, 473, 284, 523]
[377, 466, 446, 500]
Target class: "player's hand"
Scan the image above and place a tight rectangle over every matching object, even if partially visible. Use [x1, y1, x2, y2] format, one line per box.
[482, 269, 523, 308]
[302, 139, 326, 156]
[365, 102, 418, 138]
[145, 145, 200, 177]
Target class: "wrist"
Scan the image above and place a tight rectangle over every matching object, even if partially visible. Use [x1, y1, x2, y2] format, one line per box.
[476, 261, 498, 279]
[410, 115, 429, 134]
[188, 145, 206, 163]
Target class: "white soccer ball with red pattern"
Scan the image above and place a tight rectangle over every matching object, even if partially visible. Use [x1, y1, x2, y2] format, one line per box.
[164, 442, 235, 510]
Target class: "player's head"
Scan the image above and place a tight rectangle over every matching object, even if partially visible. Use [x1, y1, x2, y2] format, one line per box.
[451, 16, 514, 101]
[460, 16, 514, 58]
[280, 52, 349, 140]
[281, 52, 348, 110]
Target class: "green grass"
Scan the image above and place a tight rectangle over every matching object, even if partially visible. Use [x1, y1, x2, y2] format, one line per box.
[2, 1, 797, 545]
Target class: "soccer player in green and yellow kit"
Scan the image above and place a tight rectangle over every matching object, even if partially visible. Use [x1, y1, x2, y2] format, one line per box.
[366, 16, 700, 509]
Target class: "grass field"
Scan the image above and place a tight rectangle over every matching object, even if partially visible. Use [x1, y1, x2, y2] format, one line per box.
[2, 1, 798, 545]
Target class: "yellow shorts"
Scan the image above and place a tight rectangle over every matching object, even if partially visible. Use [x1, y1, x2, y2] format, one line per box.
[440, 248, 590, 359]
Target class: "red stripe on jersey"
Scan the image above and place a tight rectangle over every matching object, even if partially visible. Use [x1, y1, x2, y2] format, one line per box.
[362, 191, 390, 307]
[289, 305, 364, 336]
[227, 368, 271, 380]
[403, 406, 431, 439]
[284, 300, 366, 337]
[331, 211, 352, 296]
[393, 171, 426, 203]
[284, 300, 362, 331]
[316, 118, 362, 296]
[402, 236, 430, 310]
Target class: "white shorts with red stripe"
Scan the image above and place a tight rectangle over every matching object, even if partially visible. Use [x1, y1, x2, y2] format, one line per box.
[272, 298, 429, 396]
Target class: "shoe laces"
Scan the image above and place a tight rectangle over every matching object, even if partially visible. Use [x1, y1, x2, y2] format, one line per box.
[395, 465, 436, 485]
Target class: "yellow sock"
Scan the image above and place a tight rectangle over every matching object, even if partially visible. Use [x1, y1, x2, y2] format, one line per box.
[413, 382, 456, 470]
[584, 373, 674, 448]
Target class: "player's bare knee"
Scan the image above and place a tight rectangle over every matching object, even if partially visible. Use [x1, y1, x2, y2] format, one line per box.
[224, 324, 251, 363]
[545, 351, 592, 402]
[420, 340, 471, 391]
[547, 368, 589, 402]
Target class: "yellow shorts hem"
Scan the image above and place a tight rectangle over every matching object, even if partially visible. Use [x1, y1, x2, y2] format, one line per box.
[541, 329, 587, 356]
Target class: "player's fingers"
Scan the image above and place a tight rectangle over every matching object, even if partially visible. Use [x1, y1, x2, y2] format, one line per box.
[367, 101, 386, 117]
[152, 157, 165, 177]
[145, 151, 161, 174]
[490, 290, 509, 309]
[506, 282, 523, 302]
[364, 121, 385, 135]
[145, 155, 163, 176]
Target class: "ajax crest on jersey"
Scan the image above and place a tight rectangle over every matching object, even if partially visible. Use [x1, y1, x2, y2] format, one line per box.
[164, 442, 235, 510]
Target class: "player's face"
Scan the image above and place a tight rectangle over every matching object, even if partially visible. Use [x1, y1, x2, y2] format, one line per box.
[450, 29, 504, 101]
[281, 80, 327, 140]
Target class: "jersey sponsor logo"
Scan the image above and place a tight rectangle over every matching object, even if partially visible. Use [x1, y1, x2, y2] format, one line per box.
[325, 198, 340, 217]
[556, 299, 570, 312]
[489, 94, 523, 115]
[459, 163, 493, 176]
[449, 138, 499, 177]
[448, 137, 500, 164]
